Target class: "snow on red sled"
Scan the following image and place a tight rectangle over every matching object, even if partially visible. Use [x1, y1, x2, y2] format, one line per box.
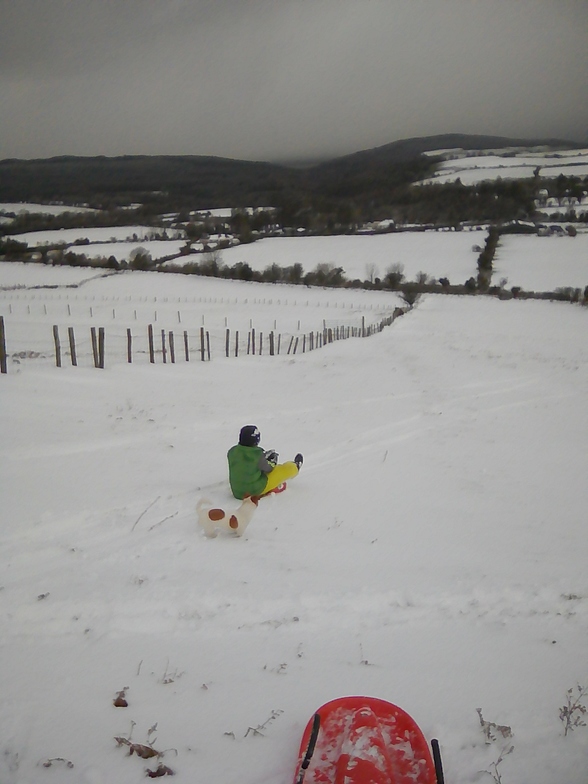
[293, 696, 444, 784]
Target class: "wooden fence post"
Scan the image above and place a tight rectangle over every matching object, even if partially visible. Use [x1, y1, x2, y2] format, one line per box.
[127, 329, 132, 363]
[0, 316, 8, 374]
[91, 327, 98, 367]
[269, 331, 275, 356]
[184, 330, 189, 361]
[287, 336, 294, 354]
[68, 327, 77, 366]
[200, 327, 205, 361]
[161, 329, 167, 363]
[235, 330, 239, 357]
[169, 331, 175, 363]
[53, 326, 62, 368]
[226, 328, 230, 358]
[206, 331, 211, 361]
[252, 328, 256, 355]
[148, 324, 155, 363]
[98, 327, 105, 369]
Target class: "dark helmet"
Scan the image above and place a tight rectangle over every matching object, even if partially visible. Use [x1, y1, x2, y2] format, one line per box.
[239, 425, 261, 447]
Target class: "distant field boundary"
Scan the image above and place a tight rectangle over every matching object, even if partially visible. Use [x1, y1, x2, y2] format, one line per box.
[0, 309, 407, 373]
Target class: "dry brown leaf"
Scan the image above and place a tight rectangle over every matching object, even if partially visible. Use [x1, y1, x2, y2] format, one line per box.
[146, 764, 175, 777]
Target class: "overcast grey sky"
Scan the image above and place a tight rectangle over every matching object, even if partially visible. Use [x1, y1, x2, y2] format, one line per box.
[1, 0, 586, 163]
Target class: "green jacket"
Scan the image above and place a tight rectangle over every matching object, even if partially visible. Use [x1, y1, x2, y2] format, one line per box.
[227, 444, 271, 499]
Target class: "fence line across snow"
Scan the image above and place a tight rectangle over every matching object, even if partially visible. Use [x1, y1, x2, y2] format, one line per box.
[0, 309, 406, 372]
[0, 295, 387, 325]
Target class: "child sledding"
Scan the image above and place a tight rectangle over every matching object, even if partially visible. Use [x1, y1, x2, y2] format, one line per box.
[227, 425, 303, 499]
[197, 425, 303, 538]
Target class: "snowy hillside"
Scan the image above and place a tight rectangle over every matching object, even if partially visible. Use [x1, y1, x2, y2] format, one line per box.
[420, 147, 588, 186]
[1, 260, 587, 784]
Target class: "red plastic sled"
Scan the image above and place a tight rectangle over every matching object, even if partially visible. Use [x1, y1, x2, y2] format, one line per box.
[293, 696, 440, 784]
[262, 481, 287, 497]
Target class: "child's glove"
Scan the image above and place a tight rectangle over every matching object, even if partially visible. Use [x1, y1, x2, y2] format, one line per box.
[264, 449, 279, 465]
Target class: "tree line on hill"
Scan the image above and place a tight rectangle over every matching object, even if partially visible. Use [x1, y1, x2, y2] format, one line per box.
[2, 172, 586, 247]
[1, 135, 585, 234]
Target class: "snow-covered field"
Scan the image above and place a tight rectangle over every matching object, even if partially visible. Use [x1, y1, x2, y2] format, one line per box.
[3, 221, 188, 264]
[0, 203, 98, 217]
[1, 259, 587, 784]
[220, 232, 482, 284]
[221, 231, 588, 291]
[1, 220, 587, 366]
[0, 263, 398, 364]
[420, 148, 588, 186]
[495, 234, 588, 291]
[3, 224, 588, 293]
[6, 226, 179, 248]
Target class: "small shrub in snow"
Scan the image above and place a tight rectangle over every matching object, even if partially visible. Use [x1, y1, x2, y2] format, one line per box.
[559, 683, 588, 736]
[476, 709, 514, 783]
[476, 708, 513, 744]
[483, 743, 514, 784]
[244, 709, 284, 738]
[129, 248, 153, 270]
[384, 262, 405, 289]
[399, 286, 421, 308]
[114, 723, 176, 777]
[159, 660, 184, 685]
[115, 736, 160, 760]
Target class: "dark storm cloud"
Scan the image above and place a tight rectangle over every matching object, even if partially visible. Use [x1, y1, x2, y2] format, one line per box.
[1, 0, 586, 161]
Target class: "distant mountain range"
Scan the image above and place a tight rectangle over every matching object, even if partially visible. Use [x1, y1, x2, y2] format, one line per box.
[0, 134, 582, 211]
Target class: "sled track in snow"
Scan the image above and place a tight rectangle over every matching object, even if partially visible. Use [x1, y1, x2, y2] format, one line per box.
[4, 585, 586, 639]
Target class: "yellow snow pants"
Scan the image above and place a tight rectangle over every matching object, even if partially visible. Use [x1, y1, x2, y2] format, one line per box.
[263, 461, 299, 494]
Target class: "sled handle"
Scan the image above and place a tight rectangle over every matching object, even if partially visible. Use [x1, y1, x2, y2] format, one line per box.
[431, 738, 444, 784]
[296, 713, 321, 784]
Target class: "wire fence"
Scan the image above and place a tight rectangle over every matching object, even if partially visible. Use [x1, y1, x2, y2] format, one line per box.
[0, 290, 392, 329]
[0, 309, 407, 372]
